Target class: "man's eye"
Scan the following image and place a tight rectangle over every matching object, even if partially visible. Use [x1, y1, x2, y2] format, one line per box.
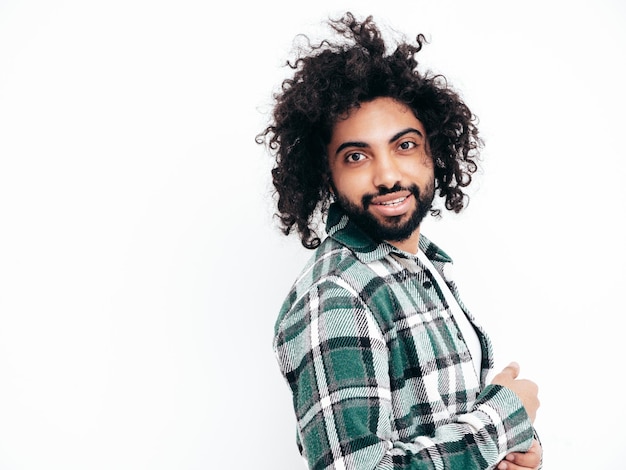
[346, 152, 366, 163]
[398, 141, 416, 150]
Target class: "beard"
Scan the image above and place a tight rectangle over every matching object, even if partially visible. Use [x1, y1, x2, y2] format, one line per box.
[335, 182, 434, 243]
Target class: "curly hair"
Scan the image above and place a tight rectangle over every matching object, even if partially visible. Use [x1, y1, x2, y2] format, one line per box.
[257, 12, 482, 249]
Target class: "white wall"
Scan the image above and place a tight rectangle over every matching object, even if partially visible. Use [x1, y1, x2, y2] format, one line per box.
[0, 1, 624, 468]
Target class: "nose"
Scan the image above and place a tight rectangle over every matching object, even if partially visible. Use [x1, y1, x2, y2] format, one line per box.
[372, 153, 401, 190]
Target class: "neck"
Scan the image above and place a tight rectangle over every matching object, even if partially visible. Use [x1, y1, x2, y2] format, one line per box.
[386, 228, 421, 254]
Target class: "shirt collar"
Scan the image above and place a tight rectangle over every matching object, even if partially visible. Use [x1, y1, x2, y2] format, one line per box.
[325, 203, 453, 264]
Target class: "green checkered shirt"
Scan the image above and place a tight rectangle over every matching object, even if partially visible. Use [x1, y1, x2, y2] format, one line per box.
[274, 203, 536, 469]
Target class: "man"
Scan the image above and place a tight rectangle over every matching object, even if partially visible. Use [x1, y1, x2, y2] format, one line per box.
[258, 12, 541, 470]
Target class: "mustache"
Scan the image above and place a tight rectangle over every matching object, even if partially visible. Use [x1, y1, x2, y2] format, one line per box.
[362, 184, 420, 209]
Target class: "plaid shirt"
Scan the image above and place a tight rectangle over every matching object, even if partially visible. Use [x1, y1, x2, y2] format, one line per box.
[274, 203, 536, 470]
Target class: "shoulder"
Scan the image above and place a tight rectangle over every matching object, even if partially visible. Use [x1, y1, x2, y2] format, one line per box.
[276, 237, 360, 325]
[273, 237, 396, 374]
[274, 236, 399, 341]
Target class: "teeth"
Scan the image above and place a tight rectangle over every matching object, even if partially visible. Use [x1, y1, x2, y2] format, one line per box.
[380, 197, 406, 206]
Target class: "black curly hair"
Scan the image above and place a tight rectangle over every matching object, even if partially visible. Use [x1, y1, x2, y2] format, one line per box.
[257, 12, 482, 249]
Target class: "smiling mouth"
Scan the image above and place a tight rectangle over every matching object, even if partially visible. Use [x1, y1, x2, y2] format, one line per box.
[374, 196, 408, 206]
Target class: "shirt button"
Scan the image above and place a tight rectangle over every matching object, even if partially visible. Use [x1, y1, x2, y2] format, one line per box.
[423, 281, 432, 289]
[457, 332, 463, 340]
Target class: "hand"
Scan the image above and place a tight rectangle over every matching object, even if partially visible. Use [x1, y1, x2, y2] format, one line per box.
[490, 362, 540, 423]
[497, 439, 542, 470]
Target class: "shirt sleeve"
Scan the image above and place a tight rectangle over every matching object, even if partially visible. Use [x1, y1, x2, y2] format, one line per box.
[274, 280, 535, 470]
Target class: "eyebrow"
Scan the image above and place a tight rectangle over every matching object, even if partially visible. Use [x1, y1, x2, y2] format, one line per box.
[333, 127, 424, 157]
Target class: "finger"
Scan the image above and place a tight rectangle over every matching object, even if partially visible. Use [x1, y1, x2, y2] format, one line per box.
[500, 361, 520, 379]
[500, 441, 542, 469]
[497, 462, 538, 470]
[505, 452, 541, 468]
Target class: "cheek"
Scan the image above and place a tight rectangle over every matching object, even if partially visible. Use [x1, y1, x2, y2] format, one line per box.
[403, 158, 434, 182]
[332, 171, 370, 201]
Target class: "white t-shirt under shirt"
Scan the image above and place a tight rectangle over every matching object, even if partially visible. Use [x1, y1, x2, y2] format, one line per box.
[416, 248, 483, 379]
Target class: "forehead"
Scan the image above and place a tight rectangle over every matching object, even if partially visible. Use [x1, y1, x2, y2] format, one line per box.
[330, 97, 425, 142]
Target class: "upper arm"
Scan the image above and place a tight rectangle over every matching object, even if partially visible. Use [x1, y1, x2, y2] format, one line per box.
[275, 279, 395, 469]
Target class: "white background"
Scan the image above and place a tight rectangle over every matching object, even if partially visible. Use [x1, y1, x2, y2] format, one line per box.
[1, 0, 624, 469]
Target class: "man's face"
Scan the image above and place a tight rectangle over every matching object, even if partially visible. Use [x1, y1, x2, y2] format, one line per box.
[326, 97, 435, 247]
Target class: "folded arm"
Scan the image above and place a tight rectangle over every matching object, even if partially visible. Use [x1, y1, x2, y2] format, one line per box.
[275, 281, 535, 470]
